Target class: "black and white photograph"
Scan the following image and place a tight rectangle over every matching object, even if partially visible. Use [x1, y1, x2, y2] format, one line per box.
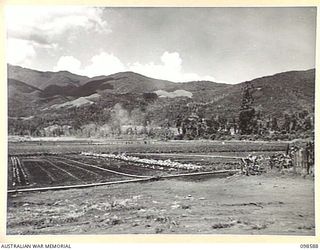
[5, 6, 316, 236]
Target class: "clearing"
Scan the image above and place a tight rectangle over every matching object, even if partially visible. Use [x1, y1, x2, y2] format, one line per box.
[6, 139, 315, 235]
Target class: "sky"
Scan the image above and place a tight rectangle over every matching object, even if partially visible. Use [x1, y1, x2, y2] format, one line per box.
[5, 6, 317, 84]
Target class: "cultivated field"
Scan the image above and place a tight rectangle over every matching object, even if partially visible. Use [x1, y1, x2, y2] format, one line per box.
[6, 139, 315, 235]
[8, 154, 185, 190]
[8, 138, 287, 155]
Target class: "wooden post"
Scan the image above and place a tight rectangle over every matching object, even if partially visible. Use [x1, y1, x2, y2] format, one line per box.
[293, 152, 296, 173]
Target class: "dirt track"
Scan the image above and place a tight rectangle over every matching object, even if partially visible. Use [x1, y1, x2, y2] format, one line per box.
[7, 173, 314, 235]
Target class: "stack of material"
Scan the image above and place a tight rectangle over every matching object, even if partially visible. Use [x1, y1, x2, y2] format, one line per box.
[269, 141, 314, 175]
[269, 153, 293, 171]
[241, 155, 265, 175]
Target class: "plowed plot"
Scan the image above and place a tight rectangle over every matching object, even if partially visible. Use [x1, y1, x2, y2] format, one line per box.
[23, 160, 57, 186]
[46, 156, 150, 179]
[8, 154, 180, 190]
[7, 159, 14, 188]
[8, 153, 245, 191]
[62, 155, 182, 176]
[8, 157, 30, 188]
[7, 156, 149, 190]
[12, 158, 86, 188]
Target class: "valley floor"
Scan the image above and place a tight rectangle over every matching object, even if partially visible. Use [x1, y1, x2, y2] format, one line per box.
[7, 172, 315, 235]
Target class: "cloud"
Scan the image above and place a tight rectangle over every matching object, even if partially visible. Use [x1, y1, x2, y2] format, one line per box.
[53, 51, 216, 82]
[161, 51, 182, 71]
[7, 38, 36, 66]
[181, 72, 216, 82]
[53, 53, 125, 76]
[53, 56, 82, 74]
[6, 6, 110, 45]
[129, 51, 216, 82]
[83, 52, 125, 77]
[5, 6, 109, 66]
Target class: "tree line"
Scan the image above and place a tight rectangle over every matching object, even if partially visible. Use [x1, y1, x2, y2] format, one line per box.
[8, 88, 313, 140]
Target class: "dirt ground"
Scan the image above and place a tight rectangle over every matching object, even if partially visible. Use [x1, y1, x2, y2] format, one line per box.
[7, 172, 315, 235]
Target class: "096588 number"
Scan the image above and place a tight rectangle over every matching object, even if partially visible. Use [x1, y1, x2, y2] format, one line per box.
[300, 244, 319, 248]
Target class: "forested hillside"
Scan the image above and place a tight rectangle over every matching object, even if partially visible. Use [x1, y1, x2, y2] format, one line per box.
[7, 64, 315, 140]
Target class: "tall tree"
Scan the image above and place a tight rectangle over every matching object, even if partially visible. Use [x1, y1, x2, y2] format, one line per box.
[238, 83, 256, 134]
[271, 117, 279, 132]
[282, 113, 291, 133]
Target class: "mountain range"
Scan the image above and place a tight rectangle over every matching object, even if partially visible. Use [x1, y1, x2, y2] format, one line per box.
[7, 64, 315, 129]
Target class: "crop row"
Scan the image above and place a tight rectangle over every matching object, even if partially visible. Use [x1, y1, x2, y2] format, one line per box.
[81, 152, 204, 171]
[8, 154, 179, 190]
[8, 140, 288, 156]
[128, 153, 243, 170]
[10, 156, 29, 187]
[63, 155, 178, 175]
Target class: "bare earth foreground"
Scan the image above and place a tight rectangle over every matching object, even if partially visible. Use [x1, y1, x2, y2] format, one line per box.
[7, 173, 314, 235]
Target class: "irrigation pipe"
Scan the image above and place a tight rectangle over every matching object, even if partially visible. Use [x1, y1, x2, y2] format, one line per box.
[7, 169, 239, 194]
[159, 169, 239, 179]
